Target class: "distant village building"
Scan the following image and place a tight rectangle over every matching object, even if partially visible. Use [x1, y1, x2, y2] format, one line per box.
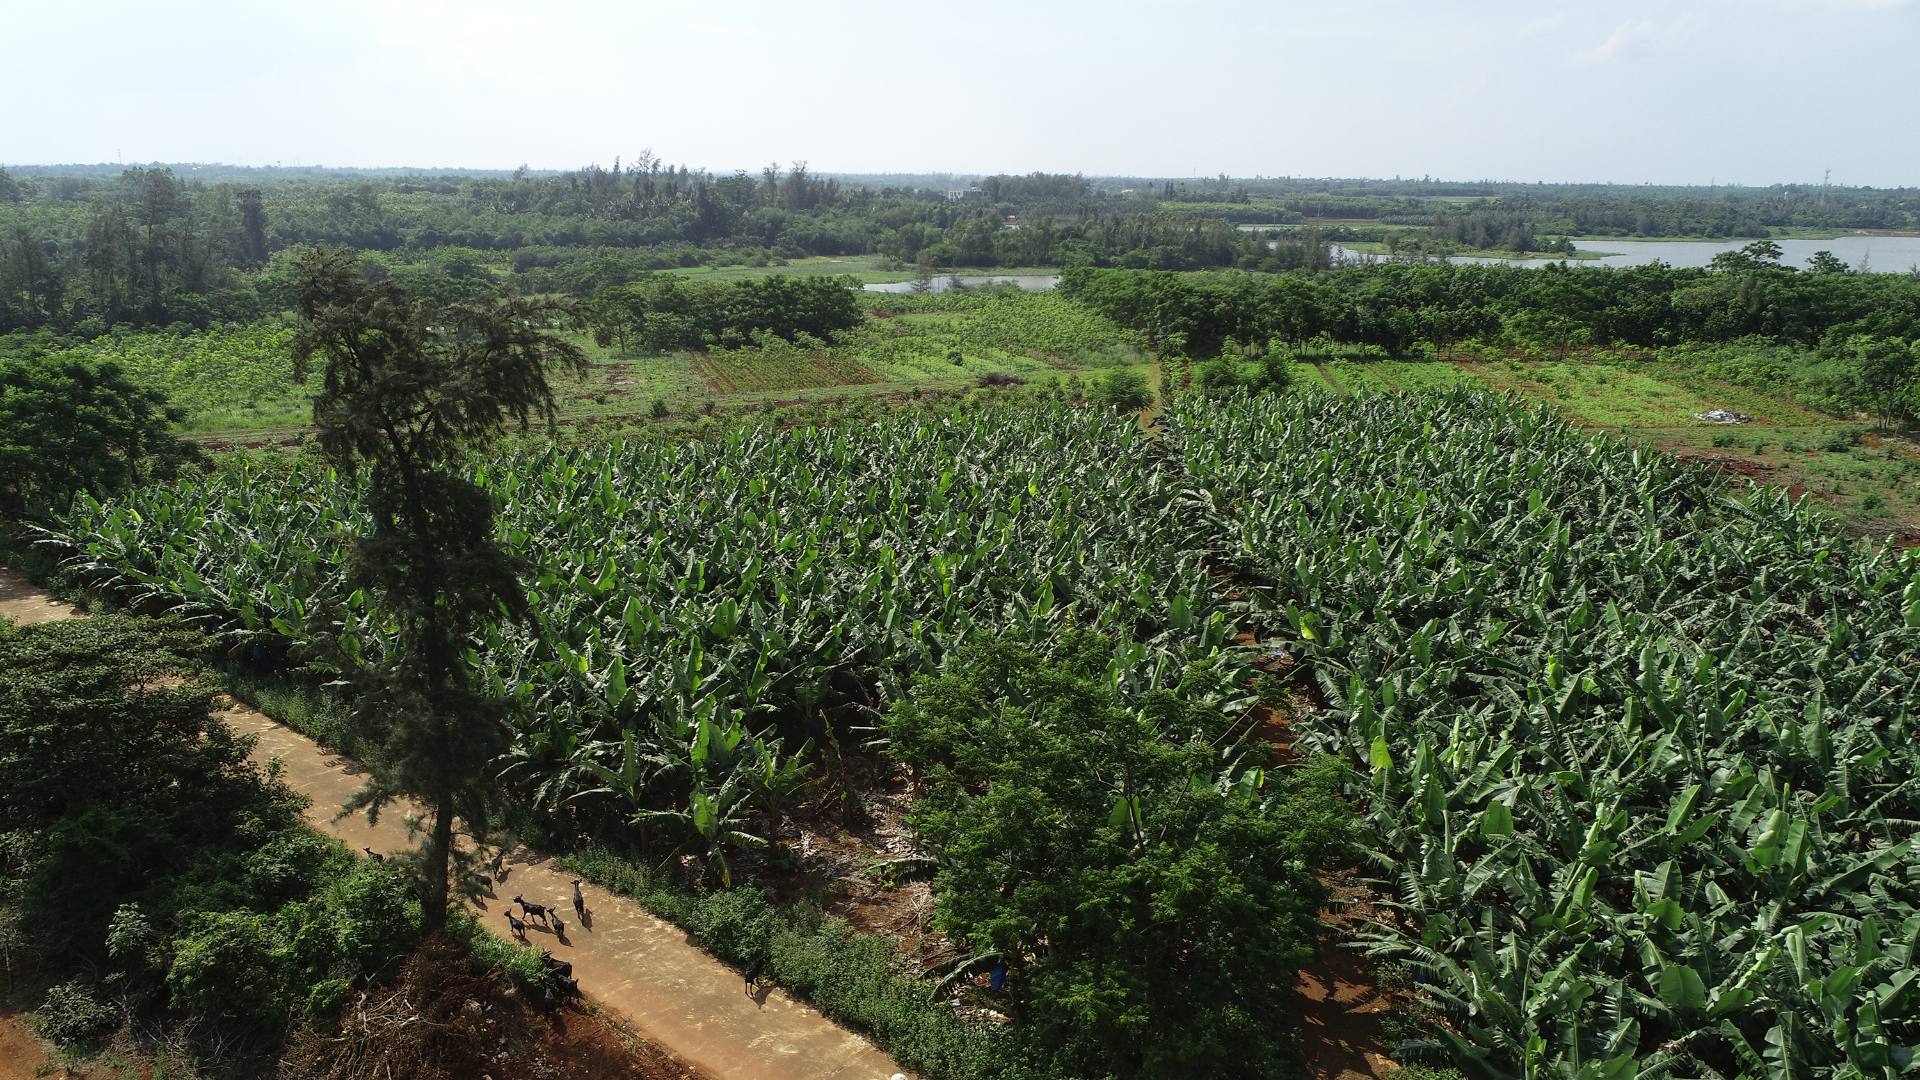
[945, 186, 984, 202]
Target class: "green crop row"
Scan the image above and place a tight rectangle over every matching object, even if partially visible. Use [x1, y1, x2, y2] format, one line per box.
[44, 406, 1235, 870]
[40, 385, 1920, 1075]
[1172, 389, 1920, 1077]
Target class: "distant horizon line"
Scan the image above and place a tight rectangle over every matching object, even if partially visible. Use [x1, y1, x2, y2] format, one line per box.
[2, 160, 1912, 191]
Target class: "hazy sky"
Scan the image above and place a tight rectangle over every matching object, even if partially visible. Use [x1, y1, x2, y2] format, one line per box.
[6, 0, 1917, 185]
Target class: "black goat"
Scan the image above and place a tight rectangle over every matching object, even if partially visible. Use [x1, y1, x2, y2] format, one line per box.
[513, 895, 552, 925]
[504, 911, 527, 940]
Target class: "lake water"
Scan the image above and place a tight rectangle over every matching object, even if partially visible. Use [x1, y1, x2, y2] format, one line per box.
[859, 236, 1920, 296]
[864, 274, 1060, 294]
[1325, 235, 1920, 272]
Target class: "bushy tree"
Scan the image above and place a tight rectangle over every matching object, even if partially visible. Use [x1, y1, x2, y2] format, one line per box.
[1843, 333, 1919, 429]
[886, 636, 1351, 1078]
[0, 353, 200, 517]
[290, 247, 584, 930]
[1, 616, 419, 1050]
[1092, 368, 1152, 411]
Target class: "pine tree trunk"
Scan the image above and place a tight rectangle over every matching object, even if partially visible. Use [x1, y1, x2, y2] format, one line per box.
[423, 784, 455, 931]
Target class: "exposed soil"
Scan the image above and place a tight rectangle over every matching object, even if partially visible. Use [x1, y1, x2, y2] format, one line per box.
[0, 573, 85, 625]
[1673, 450, 1773, 480]
[771, 758, 949, 972]
[0, 1012, 62, 1080]
[1238, 634, 1411, 1079]
[1673, 450, 1834, 506]
[1293, 876, 1421, 1080]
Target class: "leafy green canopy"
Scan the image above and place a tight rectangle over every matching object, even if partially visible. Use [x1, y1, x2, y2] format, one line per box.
[887, 634, 1350, 1079]
[591, 272, 864, 354]
[46, 407, 1233, 857]
[0, 616, 421, 1048]
[0, 352, 200, 517]
[1061, 262, 1920, 357]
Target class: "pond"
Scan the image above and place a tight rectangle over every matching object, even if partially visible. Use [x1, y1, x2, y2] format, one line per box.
[863, 274, 1061, 294]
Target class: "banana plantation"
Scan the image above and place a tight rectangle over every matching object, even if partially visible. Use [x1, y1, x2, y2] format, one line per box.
[40, 388, 1920, 1077]
[1175, 392, 1920, 1077]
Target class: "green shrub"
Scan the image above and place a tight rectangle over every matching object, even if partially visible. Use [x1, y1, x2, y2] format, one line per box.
[455, 913, 551, 992]
[1821, 427, 1862, 452]
[1196, 358, 1246, 392]
[771, 917, 1037, 1080]
[34, 980, 119, 1045]
[223, 669, 357, 752]
[1093, 369, 1152, 411]
[166, 911, 292, 1032]
[2, 618, 428, 1058]
[680, 883, 775, 964]
[887, 635, 1350, 1078]
[243, 831, 345, 907]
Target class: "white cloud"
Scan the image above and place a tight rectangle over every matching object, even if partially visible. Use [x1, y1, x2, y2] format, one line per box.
[1581, 15, 1708, 63]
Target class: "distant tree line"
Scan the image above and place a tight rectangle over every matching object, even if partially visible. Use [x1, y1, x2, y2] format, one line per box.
[589, 274, 864, 354]
[0, 164, 1323, 333]
[8, 160, 1916, 337]
[1060, 247, 1920, 358]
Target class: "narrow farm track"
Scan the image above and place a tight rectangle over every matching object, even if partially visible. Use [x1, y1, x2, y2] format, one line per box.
[0, 1014, 59, 1079]
[0, 567, 906, 1080]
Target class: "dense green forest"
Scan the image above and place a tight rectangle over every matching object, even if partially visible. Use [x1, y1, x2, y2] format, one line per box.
[8, 162, 1916, 334]
[1059, 253, 1920, 356]
[0, 163, 1322, 332]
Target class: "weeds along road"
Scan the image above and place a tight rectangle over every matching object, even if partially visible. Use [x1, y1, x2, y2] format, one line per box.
[0, 567, 907, 1080]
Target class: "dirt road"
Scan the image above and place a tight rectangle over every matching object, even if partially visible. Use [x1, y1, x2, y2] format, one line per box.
[0, 567, 905, 1080]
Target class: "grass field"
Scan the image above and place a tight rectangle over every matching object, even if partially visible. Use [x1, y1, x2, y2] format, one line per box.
[1335, 239, 1616, 261]
[86, 287, 1147, 444]
[1432, 357, 1920, 532]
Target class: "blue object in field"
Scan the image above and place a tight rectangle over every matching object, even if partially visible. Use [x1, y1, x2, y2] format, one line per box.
[251, 643, 267, 666]
[989, 961, 1007, 991]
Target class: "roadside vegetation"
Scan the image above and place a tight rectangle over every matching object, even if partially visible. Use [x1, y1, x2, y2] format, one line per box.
[0, 614, 592, 1076]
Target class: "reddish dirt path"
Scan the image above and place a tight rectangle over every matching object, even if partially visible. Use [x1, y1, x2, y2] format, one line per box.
[0, 1013, 62, 1079]
[1241, 673, 1403, 1079]
[1294, 884, 1401, 1080]
[1, 567, 906, 1080]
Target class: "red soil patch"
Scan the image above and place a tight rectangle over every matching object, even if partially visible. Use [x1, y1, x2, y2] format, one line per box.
[1295, 880, 1405, 1080]
[1674, 451, 1773, 481]
[1675, 451, 1838, 506]
[0, 1014, 61, 1080]
[1238, 640, 1410, 1079]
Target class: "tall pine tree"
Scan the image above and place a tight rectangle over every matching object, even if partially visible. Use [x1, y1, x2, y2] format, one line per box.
[291, 248, 583, 928]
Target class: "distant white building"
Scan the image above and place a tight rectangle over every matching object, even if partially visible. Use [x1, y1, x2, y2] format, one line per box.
[945, 186, 983, 202]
